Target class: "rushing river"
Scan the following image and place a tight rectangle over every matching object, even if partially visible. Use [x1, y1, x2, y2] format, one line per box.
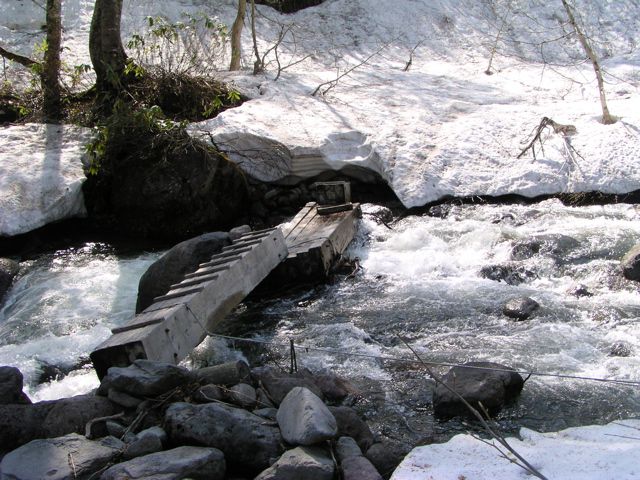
[2, 199, 640, 441]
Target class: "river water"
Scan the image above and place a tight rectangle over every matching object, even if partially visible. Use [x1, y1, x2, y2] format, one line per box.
[2, 200, 640, 441]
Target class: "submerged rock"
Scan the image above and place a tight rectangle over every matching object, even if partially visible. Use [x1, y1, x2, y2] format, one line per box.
[503, 296, 540, 320]
[479, 264, 536, 285]
[277, 387, 338, 446]
[0, 258, 19, 305]
[254, 446, 335, 480]
[102, 446, 225, 480]
[432, 361, 524, 419]
[621, 244, 640, 281]
[0, 433, 124, 480]
[135, 232, 231, 312]
[165, 401, 283, 472]
[609, 342, 633, 357]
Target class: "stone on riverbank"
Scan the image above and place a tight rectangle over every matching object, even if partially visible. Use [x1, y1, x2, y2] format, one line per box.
[0, 366, 30, 405]
[253, 366, 324, 405]
[102, 446, 225, 480]
[0, 393, 118, 452]
[433, 361, 524, 419]
[277, 387, 338, 446]
[0, 433, 123, 480]
[254, 446, 335, 480]
[100, 360, 192, 398]
[329, 406, 376, 452]
[165, 401, 283, 472]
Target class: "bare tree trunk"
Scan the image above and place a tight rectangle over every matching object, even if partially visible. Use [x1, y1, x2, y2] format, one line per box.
[89, 0, 127, 97]
[42, 0, 62, 121]
[561, 0, 616, 124]
[250, 0, 262, 74]
[230, 0, 247, 71]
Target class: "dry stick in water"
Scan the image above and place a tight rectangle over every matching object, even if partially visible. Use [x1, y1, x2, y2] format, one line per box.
[396, 335, 549, 480]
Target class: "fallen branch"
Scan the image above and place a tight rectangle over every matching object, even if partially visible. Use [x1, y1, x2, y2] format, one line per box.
[0, 45, 39, 68]
[517, 116, 576, 160]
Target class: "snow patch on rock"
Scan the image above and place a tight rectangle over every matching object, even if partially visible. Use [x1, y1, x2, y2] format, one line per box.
[0, 124, 92, 237]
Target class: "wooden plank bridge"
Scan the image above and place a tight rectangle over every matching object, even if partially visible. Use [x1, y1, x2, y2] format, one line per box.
[90, 201, 361, 378]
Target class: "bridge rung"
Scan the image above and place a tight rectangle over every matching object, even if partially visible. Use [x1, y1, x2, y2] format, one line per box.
[223, 238, 263, 250]
[207, 246, 252, 261]
[198, 255, 242, 270]
[154, 284, 204, 303]
[171, 273, 219, 289]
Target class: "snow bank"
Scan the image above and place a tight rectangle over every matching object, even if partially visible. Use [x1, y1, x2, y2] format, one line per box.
[0, 124, 92, 237]
[391, 419, 640, 480]
[188, 0, 640, 206]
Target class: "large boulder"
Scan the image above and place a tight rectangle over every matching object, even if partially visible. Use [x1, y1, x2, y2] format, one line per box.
[433, 361, 524, 419]
[0, 394, 118, 452]
[277, 387, 338, 446]
[82, 128, 248, 242]
[0, 258, 19, 305]
[135, 232, 230, 312]
[365, 440, 412, 480]
[342, 455, 383, 480]
[0, 433, 124, 480]
[165, 401, 283, 472]
[0, 366, 30, 405]
[621, 244, 640, 281]
[101, 360, 192, 398]
[254, 446, 335, 480]
[102, 446, 225, 480]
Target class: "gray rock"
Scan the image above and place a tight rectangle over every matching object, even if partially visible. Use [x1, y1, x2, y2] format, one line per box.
[108, 388, 143, 408]
[329, 406, 375, 452]
[433, 361, 524, 419]
[503, 296, 540, 320]
[511, 234, 580, 262]
[196, 360, 251, 386]
[0, 366, 30, 405]
[621, 244, 640, 281]
[227, 383, 257, 409]
[0, 433, 124, 480]
[123, 427, 167, 459]
[342, 455, 383, 480]
[106, 419, 127, 438]
[254, 446, 334, 480]
[296, 369, 356, 401]
[229, 225, 252, 240]
[104, 360, 192, 398]
[567, 283, 593, 297]
[256, 387, 276, 408]
[253, 408, 278, 421]
[135, 232, 231, 312]
[335, 436, 362, 462]
[165, 401, 283, 472]
[193, 384, 225, 403]
[277, 387, 337, 446]
[365, 440, 412, 480]
[253, 367, 323, 405]
[0, 393, 119, 451]
[0, 258, 19, 305]
[102, 446, 225, 480]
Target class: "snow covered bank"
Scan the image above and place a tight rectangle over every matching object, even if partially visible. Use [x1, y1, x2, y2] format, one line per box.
[391, 419, 640, 480]
[0, 124, 91, 237]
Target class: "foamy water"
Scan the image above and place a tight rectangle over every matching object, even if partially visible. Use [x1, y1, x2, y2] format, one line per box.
[1, 202, 639, 434]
